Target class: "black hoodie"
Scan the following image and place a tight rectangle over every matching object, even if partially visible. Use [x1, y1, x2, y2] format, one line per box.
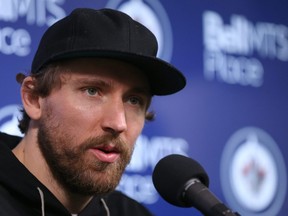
[0, 132, 153, 216]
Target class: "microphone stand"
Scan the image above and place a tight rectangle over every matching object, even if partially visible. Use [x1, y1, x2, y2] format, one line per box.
[183, 179, 241, 216]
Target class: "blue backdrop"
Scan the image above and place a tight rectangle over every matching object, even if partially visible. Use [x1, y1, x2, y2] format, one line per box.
[0, 1, 287, 215]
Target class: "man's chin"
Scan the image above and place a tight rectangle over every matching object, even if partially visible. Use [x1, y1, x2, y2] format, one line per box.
[68, 167, 123, 195]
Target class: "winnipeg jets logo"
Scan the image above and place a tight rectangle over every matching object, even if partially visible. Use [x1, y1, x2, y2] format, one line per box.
[220, 127, 287, 216]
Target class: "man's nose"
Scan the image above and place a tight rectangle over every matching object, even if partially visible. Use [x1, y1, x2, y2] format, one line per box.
[101, 99, 127, 135]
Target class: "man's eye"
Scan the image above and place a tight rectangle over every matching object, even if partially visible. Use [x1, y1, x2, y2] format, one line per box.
[128, 96, 142, 105]
[85, 88, 98, 96]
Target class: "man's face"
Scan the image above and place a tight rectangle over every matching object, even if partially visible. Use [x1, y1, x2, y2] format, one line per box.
[37, 58, 151, 195]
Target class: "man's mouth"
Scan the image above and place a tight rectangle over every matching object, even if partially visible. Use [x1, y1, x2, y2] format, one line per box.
[89, 145, 120, 163]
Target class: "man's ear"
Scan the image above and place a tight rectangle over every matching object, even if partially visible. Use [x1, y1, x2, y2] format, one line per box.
[21, 76, 42, 120]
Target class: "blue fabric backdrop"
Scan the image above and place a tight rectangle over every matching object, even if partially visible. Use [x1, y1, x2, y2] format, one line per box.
[0, 1, 287, 215]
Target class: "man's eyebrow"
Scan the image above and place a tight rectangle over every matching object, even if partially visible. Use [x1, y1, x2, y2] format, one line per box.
[72, 77, 111, 87]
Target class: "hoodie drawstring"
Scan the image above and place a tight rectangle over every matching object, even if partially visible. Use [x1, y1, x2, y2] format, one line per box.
[36, 187, 110, 216]
[100, 198, 110, 216]
[37, 187, 45, 216]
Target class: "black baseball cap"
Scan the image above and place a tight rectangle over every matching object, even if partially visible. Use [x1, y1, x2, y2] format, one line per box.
[31, 8, 186, 95]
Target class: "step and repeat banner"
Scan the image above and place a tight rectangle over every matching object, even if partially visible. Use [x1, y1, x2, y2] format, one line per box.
[0, 1, 287, 215]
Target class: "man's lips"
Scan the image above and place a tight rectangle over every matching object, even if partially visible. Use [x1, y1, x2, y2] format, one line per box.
[89, 145, 120, 163]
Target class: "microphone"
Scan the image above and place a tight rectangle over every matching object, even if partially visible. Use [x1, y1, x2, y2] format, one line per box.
[152, 154, 240, 216]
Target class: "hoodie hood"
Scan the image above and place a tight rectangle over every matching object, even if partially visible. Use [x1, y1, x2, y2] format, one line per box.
[0, 132, 72, 215]
[0, 132, 110, 216]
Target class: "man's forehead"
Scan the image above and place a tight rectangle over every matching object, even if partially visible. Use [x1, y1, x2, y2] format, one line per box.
[58, 58, 151, 89]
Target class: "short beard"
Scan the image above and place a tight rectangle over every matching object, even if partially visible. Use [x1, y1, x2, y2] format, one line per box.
[37, 115, 133, 196]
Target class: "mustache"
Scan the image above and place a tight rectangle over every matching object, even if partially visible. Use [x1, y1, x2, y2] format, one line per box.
[80, 134, 127, 152]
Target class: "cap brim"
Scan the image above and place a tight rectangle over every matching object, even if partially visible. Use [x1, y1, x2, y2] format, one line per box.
[41, 50, 186, 96]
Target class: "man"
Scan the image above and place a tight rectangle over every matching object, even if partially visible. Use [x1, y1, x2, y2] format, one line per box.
[0, 8, 186, 216]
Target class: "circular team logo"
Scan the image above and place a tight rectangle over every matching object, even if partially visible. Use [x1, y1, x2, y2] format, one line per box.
[106, 0, 173, 62]
[220, 127, 287, 216]
[0, 104, 23, 136]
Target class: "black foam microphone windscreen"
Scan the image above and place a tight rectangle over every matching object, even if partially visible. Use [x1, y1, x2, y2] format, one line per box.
[152, 154, 209, 207]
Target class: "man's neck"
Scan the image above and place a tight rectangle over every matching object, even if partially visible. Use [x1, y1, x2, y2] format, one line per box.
[12, 132, 93, 213]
